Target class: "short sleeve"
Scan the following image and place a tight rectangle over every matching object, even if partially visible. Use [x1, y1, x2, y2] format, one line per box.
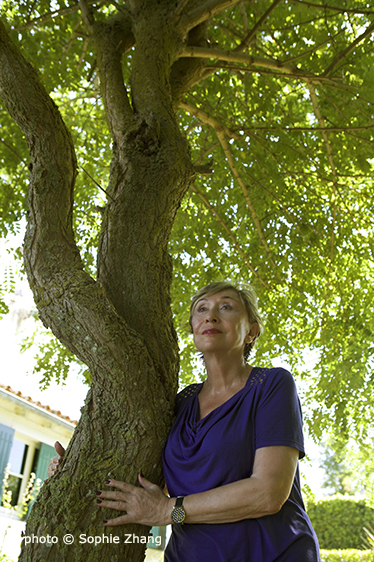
[254, 368, 305, 459]
[175, 383, 201, 415]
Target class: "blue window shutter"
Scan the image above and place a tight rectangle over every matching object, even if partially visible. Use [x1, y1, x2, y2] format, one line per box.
[34, 443, 56, 483]
[0, 423, 15, 492]
[28, 442, 56, 517]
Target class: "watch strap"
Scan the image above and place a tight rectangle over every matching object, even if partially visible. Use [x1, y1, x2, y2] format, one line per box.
[175, 496, 184, 508]
[171, 495, 186, 524]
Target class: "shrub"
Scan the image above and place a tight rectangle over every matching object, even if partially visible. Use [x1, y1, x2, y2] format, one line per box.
[320, 550, 374, 562]
[307, 495, 374, 549]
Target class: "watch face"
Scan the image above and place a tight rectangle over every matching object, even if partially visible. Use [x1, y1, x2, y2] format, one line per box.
[172, 506, 186, 523]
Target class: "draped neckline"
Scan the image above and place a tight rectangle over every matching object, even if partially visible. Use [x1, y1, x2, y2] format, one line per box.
[194, 366, 259, 423]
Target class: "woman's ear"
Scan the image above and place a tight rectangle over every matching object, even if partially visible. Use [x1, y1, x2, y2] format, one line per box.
[245, 322, 260, 343]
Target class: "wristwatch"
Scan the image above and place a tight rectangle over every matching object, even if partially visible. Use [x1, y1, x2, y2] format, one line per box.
[171, 496, 186, 524]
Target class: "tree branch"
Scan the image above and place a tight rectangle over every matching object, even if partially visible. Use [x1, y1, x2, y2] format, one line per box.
[129, 5, 184, 119]
[284, 30, 344, 63]
[191, 184, 270, 288]
[247, 173, 328, 260]
[323, 20, 374, 77]
[202, 62, 336, 84]
[75, 4, 194, 382]
[59, 15, 83, 63]
[0, 20, 78, 270]
[306, 81, 337, 309]
[180, 0, 243, 31]
[172, 0, 317, 97]
[193, 160, 213, 175]
[79, 1, 134, 146]
[0, 137, 25, 162]
[14, 0, 97, 30]
[307, 82, 337, 185]
[289, 0, 374, 15]
[234, 0, 283, 52]
[0, 18, 146, 372]
[174, 0, 191, 17]
[79, 0, 96, 27]
[181, 46, 309, 76]
[170, 22, 210, 105]
[181, 101, 276, 267]
[241, 124, 374, 133]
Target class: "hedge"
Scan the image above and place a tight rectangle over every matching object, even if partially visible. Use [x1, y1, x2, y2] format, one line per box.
[320, 551, 374, 562]
[307, 495, 374, 549]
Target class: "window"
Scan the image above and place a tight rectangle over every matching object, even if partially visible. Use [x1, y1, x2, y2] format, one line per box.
[7, 439, 28, 506]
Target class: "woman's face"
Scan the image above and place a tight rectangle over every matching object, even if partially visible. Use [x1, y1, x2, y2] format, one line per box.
[191, 289, 257, 358]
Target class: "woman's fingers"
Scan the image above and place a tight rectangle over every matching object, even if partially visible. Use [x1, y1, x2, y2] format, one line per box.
[54, 441, 65, 457]
[47, 443, 66, 478]
[103, 479, 133, 492]
[138, 473, 156, 489]
[96, 482, 133, 510]
[103, 515, 131, 527]
[96, 477, 171, 527]
[97, 497, 128, 512]
[96, 483, 134, 525]
[47, 455, 61, 478]
[97, 490, 130, 504]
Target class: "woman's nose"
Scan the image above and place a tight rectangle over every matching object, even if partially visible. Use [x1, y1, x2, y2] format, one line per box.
[206, 311, 218, 322]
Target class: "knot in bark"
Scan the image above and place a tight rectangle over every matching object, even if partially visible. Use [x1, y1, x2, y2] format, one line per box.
[125, 114, 160, 156]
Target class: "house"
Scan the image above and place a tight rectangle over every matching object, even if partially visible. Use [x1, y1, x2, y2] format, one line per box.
[0, 383, 166, 559]
[0, 382, 77, 506]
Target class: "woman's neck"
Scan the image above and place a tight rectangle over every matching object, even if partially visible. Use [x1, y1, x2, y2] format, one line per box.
[202, 353, 252, 394]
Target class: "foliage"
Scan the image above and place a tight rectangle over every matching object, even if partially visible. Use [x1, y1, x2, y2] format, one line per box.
[365, 473, 374, 511]
[20, 324, 91, 388]
[324, 436, 374, 502]
[320, 551, 374, 562]
[0, 0, 373, 444]
[300, 480, 316, 511]
[363, 523, 374, 552]
[1, 463, 41, 519]
[0, 555, 14, 562]
[0, 465, 39, 562]
[0, 240, 22, 318]
[307, 495, 374, 550]
[320, 437, 354, 495]
[1, 464, 12, 510]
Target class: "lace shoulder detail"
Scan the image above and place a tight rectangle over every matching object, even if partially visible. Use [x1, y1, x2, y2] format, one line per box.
[247, 367, 268, 387]
[175, 383, 200, 407]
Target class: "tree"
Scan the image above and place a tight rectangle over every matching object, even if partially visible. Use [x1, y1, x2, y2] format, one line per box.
[320, 437, 354, 495]
[0, 0, 373, 560]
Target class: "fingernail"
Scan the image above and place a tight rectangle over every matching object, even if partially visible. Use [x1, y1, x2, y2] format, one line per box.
[96, 499, 102, 504]
[104, 480, 111, 485]
[95, 491, 101, 496]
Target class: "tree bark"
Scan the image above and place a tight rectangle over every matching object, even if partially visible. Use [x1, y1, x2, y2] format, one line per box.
[0, 1, 193, 559]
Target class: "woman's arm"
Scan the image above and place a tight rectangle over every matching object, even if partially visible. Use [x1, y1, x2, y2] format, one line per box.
[97, 445, 299, 527]
[182, 445, 298, 523]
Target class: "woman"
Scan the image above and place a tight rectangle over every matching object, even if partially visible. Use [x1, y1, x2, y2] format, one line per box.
[49, 281, 320, 561]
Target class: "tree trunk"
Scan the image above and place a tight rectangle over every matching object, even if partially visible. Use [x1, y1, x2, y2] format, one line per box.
[0, 1, 194, 559]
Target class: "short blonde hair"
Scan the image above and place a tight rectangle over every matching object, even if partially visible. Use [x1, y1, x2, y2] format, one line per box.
[189, 281, 264, 359]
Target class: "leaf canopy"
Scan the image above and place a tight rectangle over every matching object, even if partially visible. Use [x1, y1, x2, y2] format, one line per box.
[0, 0, 373, 441]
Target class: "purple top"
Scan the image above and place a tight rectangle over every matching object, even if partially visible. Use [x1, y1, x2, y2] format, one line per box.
[162, 367, 320, 562]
